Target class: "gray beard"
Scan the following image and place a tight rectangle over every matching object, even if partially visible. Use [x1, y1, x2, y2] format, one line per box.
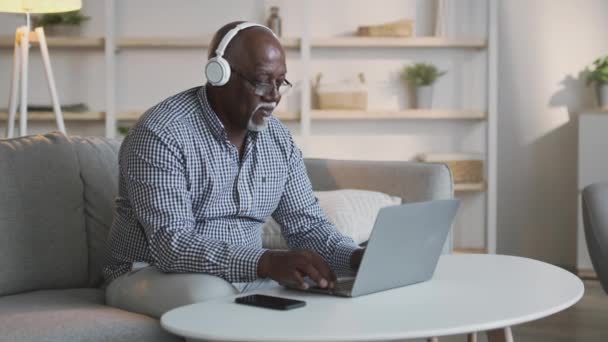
[247, 103, 276, 132]
[247, 115, 269, 132]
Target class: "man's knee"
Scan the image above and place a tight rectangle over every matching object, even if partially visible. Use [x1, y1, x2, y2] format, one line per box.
[106, 266, 239, 318]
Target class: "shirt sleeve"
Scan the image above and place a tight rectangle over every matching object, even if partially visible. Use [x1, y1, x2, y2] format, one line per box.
[122, 126, 266, 282]
[271, 136, 360, 273]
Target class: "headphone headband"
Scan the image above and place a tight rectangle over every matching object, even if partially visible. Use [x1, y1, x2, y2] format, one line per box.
[215, 22, 276, 58]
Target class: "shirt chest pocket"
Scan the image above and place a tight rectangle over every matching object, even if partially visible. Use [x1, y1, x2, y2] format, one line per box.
[255, 170, 287, 215]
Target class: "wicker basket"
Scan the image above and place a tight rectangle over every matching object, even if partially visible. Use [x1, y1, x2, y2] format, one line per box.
[318, 91, 368, 110]
[357, 19, 414, 37]
[314, 73, 368, 110]
[417, 153, 484, 183]
[442, 160, 484, 183]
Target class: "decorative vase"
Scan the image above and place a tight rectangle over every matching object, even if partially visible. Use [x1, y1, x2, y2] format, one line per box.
[596, 83, 608, 109]
[416, 85, 434, 109]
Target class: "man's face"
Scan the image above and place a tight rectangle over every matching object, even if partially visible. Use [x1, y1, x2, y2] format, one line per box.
[224, 38, 287, 132]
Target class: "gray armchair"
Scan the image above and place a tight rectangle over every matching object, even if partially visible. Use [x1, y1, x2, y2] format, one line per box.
[582, 182, 608, 294]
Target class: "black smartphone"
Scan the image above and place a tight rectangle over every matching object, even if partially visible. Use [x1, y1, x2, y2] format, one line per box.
[234, 294, 306, 310]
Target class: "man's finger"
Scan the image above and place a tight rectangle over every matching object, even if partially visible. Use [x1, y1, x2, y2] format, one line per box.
[309, 252, 337, 284]
[298, 263, 327, 288]
[291, 270, 309, 290]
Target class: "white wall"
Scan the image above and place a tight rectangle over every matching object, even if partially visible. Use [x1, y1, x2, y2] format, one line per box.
[497, 0, 608, 269]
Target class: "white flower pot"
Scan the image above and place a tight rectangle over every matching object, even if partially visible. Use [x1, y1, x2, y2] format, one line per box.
[416, 85, 434, 109]
[596, 83, 608, 109]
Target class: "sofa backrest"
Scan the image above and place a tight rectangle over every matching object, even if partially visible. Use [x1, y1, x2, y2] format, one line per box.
[0, 132, 454, 296]
[71, 136, 120, 287]
[0, 133, 89, 296]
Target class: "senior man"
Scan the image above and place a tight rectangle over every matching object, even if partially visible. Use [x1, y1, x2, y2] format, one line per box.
[103, 21, 364, 318]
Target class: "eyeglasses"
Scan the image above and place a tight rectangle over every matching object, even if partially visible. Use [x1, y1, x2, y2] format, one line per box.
[231, 68, 292, 97]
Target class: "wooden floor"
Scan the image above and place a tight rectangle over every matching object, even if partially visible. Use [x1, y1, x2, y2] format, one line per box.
[408, 281, 607, 342]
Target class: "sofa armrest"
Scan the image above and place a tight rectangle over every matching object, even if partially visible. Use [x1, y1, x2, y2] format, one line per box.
[304, 158, 455, 253]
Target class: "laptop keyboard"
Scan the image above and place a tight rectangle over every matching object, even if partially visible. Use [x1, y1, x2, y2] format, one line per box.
[311, 278, 355, 291]
[333, 279, 355, 291]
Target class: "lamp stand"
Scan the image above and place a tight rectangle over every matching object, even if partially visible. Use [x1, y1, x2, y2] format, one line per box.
[6, 25, 66, 138]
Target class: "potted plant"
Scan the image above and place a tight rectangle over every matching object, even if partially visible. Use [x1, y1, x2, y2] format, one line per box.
[402, 63, 446, 109]
[586, 56, 608, 109]
[34, 10, 90, 36]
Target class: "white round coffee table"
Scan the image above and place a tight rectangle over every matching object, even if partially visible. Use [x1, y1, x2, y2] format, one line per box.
[161, 254, 584, 342]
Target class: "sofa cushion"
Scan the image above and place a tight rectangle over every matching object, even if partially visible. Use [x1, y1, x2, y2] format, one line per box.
[0, 133, 88, 296]
[262, 189, 402, 249]
[0, 288, 182, 342]
[72, 137, 121, 287]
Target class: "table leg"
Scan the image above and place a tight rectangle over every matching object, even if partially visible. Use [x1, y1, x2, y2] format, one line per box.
[487, 327, 513, 342]
[467, 332, 477, 342]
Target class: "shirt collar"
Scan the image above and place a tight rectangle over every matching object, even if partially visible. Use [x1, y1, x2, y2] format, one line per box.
[197, 86, 229, 142]
[197, 86, 260, 144]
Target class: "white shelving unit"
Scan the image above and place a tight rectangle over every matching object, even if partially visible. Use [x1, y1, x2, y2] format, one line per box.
[0, 0, 497, 254]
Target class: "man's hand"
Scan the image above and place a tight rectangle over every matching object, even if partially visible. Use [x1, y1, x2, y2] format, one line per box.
[258, 250, 337, 290]
[350, 248, 365, 271]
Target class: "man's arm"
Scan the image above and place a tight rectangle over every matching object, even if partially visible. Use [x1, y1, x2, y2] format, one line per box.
[270, 137, 362, 276]
[123, 126, 266, 283]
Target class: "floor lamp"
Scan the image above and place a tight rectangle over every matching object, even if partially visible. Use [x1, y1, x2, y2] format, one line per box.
[1, 0, 82, 138]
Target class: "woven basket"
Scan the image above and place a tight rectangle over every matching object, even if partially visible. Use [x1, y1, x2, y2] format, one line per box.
[417, 153, 484, 183]
[442, 160, 484, 183]
[314, 73, 368, 110]
[318, 91, 368, 110]
[357, 19, 414, 37]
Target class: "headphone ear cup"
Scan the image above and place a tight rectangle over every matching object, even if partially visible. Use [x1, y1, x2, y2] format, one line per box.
[205, 56, 231, 86]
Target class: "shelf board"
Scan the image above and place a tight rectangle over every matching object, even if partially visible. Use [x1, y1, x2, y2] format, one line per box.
[0, 36, 483, 50]
[577, 269, 598, 280]
[454, 182, 486, 193]
[0, 110, 481, 122]
[577, 108, 608, 114]
[275, 111, 300, 121]
[454, 247, 488, 254]
[117, 36, 300, 49]
[311, 36, 486, 48]
[115, 110, 299, 121]
[0, 36, 300, 49]
[118, 36, 211, 48]
[0, 36, 104, 48]
[0, 111, 104, 121]
[311, 109, 486, 120]
[116, 111, 143, 121]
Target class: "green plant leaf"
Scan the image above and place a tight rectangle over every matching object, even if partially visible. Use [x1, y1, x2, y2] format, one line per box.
[35, 10, 90, 27]
[401, 63, 446, 86]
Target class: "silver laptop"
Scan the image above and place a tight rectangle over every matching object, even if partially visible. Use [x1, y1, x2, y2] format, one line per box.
[285, 199, 460, 297]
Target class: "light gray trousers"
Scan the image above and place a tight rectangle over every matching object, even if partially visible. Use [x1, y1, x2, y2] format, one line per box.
[105, 265, 279, 319]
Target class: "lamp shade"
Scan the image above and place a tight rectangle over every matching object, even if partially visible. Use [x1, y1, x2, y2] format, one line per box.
[0, 0, 81, 13]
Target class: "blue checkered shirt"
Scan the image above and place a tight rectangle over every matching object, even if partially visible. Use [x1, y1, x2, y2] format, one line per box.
[103, 86, 359, 283]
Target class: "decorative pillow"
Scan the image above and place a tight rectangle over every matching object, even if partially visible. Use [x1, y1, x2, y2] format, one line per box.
[262, 189, 402, 249]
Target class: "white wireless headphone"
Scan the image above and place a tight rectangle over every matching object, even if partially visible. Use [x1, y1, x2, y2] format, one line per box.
[205, 22, 276, 87]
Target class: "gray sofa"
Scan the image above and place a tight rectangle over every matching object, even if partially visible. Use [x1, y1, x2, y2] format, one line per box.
[0, 132, 453, 342]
